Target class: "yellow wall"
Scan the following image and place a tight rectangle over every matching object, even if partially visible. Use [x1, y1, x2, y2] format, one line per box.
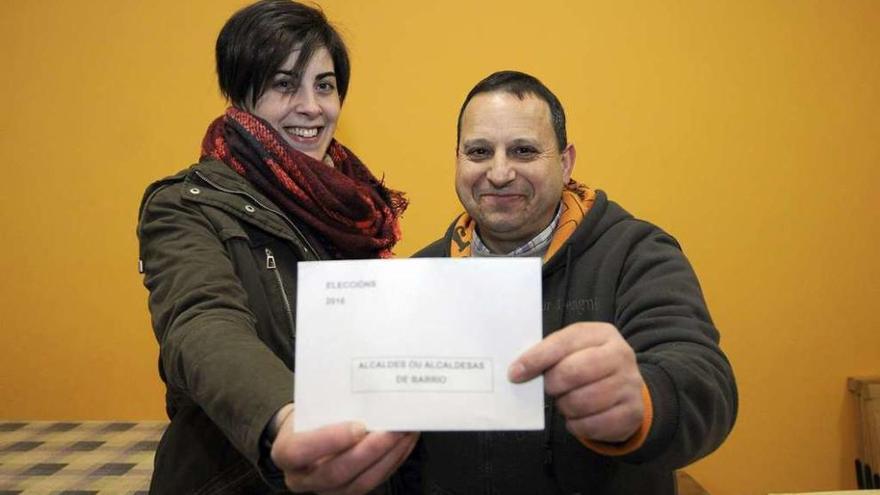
[1, 1, 877, 494]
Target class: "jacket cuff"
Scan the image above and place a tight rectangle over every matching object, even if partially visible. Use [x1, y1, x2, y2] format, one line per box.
[257, 437, 287, 490]
[576, 383, 653, 456]
[255, 402, 294, 489]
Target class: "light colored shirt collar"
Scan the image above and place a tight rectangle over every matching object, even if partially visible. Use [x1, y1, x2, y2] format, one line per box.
[471, 203, 562, 258]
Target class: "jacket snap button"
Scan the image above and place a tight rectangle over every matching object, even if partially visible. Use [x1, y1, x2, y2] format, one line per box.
[244, 204, 256, 213]
[189, 187, 200, 195]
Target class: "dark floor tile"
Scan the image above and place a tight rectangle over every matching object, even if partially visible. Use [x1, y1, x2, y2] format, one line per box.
[68, 440, 105, 451]
[43, 422, 80, 432]
[92, 462, 135, 476]
[1, 441, 43, 452]
[0, 422, 26, 432]
[58, 491, 98, 495]
[130, 440, 159, 451]
[100, 422, 135, 432]
[23, 463, 66, 476]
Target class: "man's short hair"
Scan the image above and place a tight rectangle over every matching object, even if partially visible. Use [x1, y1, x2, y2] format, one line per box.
[456, 70, 568, 152]
[216, 0, 351, 109]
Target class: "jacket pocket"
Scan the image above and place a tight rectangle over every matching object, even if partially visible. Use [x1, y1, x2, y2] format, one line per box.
[263, 247, 295, 344]
[222, 226, 299, 371]
[194, 456, 268, 495]
[152, 407, 270, 495]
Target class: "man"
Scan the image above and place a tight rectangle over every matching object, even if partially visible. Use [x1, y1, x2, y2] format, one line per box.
[407, 71, 738, 494]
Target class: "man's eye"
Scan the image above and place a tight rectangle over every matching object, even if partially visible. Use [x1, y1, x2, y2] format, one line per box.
[513, 146, 538, 156]
[466, 148, 491, 159]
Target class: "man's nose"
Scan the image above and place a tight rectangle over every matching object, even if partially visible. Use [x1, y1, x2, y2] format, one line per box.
[486, 155, 515, 187]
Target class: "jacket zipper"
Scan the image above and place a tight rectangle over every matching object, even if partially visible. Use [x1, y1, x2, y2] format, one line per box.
[265, 248, 296, 337]
[193, 169, 318, 259]
[482, 432, 492, 495]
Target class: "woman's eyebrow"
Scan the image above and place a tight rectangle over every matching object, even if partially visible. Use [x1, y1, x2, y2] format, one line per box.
[274, 70, 335, 79]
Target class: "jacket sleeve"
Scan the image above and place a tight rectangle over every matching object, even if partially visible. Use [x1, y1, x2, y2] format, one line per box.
[612, 225, 738, 469]
[138, 183, 293, 469]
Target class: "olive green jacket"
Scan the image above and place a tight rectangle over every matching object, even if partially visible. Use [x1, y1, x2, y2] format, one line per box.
[138, 159, 324, 493]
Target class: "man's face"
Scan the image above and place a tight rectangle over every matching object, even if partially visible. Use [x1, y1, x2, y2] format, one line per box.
[455, 92, 574, 253]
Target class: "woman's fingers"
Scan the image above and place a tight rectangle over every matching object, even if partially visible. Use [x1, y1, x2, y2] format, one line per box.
[325, 432, 420, 495]
[272, 421, 366, 472]
[284, 431, 412, 493]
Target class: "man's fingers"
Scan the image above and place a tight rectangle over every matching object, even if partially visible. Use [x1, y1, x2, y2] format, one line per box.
[554, 373, 622, 418]
[326, 433, 420, 495]
[543, 346, 615, 396]
[272, 421, 366, 471]
[565, 402, 643, 443]
[509, 322, 615, 383]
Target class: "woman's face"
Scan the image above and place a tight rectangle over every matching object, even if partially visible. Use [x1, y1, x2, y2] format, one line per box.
[251, 47, 341, 162]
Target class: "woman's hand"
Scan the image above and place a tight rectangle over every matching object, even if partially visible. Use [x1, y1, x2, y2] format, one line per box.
[270, 408, 419, 495]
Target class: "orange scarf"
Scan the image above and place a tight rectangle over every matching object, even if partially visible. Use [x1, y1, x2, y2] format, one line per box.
[449, 182, 596, 261]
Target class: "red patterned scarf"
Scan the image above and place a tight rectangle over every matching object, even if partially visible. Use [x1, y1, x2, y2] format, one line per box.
[201, 108, 407, 259]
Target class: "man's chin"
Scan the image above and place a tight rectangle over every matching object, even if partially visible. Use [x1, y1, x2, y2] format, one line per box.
[474, 217, 526, 240]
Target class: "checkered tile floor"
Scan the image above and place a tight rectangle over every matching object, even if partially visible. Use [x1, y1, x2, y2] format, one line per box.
[0, 421, 710, 494]
[0, 421, 166, 494]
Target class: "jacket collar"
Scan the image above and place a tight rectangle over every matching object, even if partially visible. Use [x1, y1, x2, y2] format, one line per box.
[188, 159, 278, 210]
[184, 159, 325, 259]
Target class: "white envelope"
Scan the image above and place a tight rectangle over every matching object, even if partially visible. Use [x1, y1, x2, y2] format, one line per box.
[293, 257, 544, 432]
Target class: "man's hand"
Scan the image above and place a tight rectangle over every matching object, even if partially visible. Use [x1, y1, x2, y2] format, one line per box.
[508, 322, 645, 443]
[270, 408, 419, 495]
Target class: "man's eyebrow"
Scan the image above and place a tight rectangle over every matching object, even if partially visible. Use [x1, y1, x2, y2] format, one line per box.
[509, 138, 540, 147]
[461, 138, 491, 148]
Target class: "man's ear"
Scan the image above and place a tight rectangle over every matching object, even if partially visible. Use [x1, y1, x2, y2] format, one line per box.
[561, 143, 576, 183]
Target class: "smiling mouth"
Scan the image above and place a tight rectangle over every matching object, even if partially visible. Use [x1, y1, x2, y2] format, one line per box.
[479, 193, 526, 205]
[283, 126, 322, 139]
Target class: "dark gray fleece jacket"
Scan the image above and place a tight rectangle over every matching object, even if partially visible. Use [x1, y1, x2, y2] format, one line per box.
[400, 189, 738, 495]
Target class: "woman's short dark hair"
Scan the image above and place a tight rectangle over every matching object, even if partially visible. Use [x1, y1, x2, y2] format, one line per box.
[457, 70, 567, 152]
[216, 0, 350, 109]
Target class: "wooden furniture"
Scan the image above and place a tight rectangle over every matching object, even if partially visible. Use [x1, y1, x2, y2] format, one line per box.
[850, 377, 880, 489]
[677, 470, 711, 495]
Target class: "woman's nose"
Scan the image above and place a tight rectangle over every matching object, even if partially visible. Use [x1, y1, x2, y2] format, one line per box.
[486, 156, 515, 187]
[293, 89, 321, 117]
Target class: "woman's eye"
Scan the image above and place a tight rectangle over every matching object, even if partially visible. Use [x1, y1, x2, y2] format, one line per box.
[274, 79, 296, 92]
[316, 81, 336, 93]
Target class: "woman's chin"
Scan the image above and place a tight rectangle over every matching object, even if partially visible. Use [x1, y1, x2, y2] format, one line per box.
[283, 137, 328, 162]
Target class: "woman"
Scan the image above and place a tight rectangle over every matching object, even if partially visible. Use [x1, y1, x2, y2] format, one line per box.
[137, 1, 416, 493]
